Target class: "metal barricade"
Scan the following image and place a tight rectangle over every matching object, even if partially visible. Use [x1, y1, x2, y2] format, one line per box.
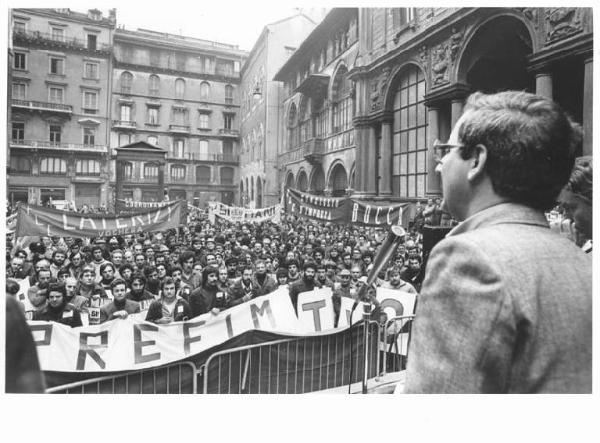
[380, 315, 415, 375]
[46, 361, 198, 394]
[203, 321, 380, 394]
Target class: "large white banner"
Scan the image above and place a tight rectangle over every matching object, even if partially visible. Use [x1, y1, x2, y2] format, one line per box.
[209, 202, 281, 224]
[26, 287, 412, 373]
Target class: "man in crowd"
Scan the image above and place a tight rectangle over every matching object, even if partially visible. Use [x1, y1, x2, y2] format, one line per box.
[288, 261, 320, 314]
[405, 91, 592, 393]
[401, 256, 423, 292]
[228, 265, 255, 307]
[252, 260, 278, 297]
[33, 283, 82, 327]
[381, 267, 417, 294]
[100, 278, 141, 323]
[146, 277, 192, 324]
[189, 266, 221, 316]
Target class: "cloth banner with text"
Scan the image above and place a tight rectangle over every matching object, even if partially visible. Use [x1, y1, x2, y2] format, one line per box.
[28, 286, 412, 373]
[15, 200, 187, 238]
[114, 198, 173, 216]
[208, 201, 281, 224]
[284, 188, 410, 227]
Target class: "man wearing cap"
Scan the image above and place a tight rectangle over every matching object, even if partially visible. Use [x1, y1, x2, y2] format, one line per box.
[287, 261, 321, 314]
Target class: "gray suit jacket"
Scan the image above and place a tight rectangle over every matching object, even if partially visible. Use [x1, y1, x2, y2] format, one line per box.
[405, 203, 592, 393]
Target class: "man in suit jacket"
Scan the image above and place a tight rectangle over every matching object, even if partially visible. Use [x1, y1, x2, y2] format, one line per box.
[404, 91, 592, 393]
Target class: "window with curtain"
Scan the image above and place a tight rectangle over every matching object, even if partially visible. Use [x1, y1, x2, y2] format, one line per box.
[143, 163, 159, 179]
[122, 161, 133, 179]
[170, 164, 186, 181]
[76, 159, 101, 175]
[40, 157, 67, 174]
[392, 65, 428, 198]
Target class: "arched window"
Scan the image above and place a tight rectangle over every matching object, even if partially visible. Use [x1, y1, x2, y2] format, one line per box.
[143, 163, 159, 180]
[298, 97, 311, 143]
[392, 65, 427, 198]
[148, 75, 160, 96]
[120, 71, 133, 94]
[225, 84, 233, 104]
[170, 164, 186, 181]
[76, 159, 100, 175]
[220, 167, 234, 185]
[40, 157, 67, 174]
[175, 78, 185, 98]
[331, 66, 353, 134]
[200, 82, 211, 100]
[288, 103, 298, 151]
[196, 165, 211, 184]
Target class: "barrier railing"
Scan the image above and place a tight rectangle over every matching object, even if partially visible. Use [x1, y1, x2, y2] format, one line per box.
[380, 315, 415, 375]
[203, 321, 380, 394]
[46, 361, 197, 394]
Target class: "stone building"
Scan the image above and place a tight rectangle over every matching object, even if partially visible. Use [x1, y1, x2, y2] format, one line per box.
[8, 8, 115, 207]
[274, 8, 360, 198]
[239, 13, 319, 208]
[275, 7, 592, 216]
[350, 7, 592, 211]
[110, 27, 248, 205]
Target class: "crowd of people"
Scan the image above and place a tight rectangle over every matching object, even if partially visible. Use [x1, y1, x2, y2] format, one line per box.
[6, 212, 431, 329]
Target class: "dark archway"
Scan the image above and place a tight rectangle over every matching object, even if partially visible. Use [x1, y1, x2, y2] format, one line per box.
[285, 172, 295, 190]
[297, 170, 308, 192]
[329, 163, 348, 197]
[310, 165, 325, 195]
[256, 177, 263, 208]
[459, 16, 534, 93]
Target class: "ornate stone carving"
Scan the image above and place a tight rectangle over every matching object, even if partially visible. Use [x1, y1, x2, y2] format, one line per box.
[418, 45, 428, 68]
[431, 27, 465, 88]
[546, 8, 582, 42]
[519, 7, 539, 28]
[432, 43, 450, 86]
[370, 66, 391, 111]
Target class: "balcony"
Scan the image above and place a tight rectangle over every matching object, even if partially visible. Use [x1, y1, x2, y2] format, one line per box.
[13, 29, 111, 53]
[219, 128, 239, 137]
[11, 99, 72, 115]
[10, 139, 107, 153]
[302, 138, 325, 164]
[167, 152, 239, 163]
[168, 124, 191, 134]
[278, 147, 304, 165]
[112, 120, 137, 130]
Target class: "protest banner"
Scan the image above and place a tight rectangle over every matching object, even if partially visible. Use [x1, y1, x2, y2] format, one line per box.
[284, 188, 410, 227]
[29, 288, 303, 372]
[336, 297, 367, 328]
[209, 202, 281, 223]
[115, 198, 173, 215]
[296, 287, 335, 332]
[15, 200, 187, 238]
[376, 287, 417, 356]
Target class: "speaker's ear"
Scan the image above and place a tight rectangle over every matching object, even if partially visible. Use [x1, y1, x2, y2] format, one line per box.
[468, 144, 487, 181]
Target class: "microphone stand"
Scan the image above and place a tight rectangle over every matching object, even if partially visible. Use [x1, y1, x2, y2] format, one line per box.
[347, 225, 406, 394]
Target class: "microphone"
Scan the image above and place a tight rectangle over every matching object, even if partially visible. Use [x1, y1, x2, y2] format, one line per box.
[350, 225, 406, 319]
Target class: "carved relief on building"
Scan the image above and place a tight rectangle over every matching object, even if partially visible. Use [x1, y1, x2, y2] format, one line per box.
[418, 45, 428, 69]
[518, 7, 539, 28]
[369, 66, 391, 111]
[431, 27, 465, 88]
[546, 8, 583, 42]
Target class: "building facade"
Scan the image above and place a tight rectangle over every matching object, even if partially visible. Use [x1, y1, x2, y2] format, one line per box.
[110, 28, 248, 205]
[275, 7, 593, 216]
[274, 8, 360, 198]
[8, 8, 115, 207]
[239, 12, 322, 208]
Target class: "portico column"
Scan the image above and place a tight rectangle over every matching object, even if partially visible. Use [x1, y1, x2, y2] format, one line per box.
[353, 122, 368, 195]
[426, 106, 441, 195]
[535, 72, 553, 99]
[450, 98, 464, 128]
[365, 125, 377, 195]
[379, 120, 393, 196]
[583, 57, 593, 156]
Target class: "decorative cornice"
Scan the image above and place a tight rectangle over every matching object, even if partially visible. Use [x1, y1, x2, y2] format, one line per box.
[424, 82, 471, 107]
[113, 60, 241, 84]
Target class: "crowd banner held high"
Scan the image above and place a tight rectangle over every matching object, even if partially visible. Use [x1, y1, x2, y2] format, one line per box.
[115, 198, 173, 216]
[285, 188, 410, 227]
[16, 200, 187, 238]
[208, 202, 281, 223]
